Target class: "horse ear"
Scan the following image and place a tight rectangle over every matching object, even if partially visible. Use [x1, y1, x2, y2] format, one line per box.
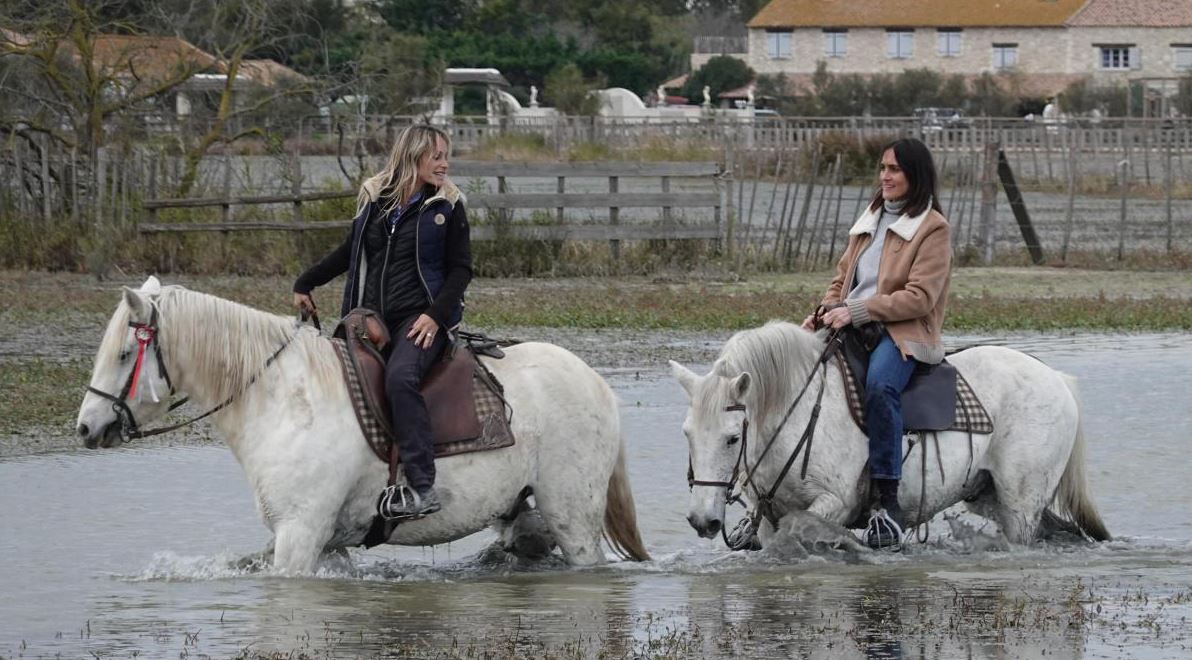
[669, 360, 699, 397]
[729, 372, 752, 402]
[712, 358, 731, 377]
[122, 286, 152, 322]
[140, 276, 162, 295]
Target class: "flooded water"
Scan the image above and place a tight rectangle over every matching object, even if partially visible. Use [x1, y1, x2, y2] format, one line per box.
[3, 333, 1192, 658]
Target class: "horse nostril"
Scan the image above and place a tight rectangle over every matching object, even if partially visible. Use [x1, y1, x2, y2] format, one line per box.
[707, 519, 722, 536]
[77, 423, 90, 438]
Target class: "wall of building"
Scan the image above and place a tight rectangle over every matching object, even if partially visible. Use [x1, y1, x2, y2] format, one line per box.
[1067, 27, 1192, 82]
[743, 27, 1071, 76]
[702, 26, 1191, 81]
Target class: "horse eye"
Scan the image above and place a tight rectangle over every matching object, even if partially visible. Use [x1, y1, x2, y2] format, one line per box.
[118, 351, 130, 362]
[727, 434, 740, 446]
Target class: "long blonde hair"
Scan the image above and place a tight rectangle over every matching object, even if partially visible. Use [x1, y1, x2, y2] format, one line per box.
[360, 125, 451, 217]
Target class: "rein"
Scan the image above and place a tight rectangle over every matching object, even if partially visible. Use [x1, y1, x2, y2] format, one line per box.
[87, 303, 301, 442]
[687, 328, 843, 549]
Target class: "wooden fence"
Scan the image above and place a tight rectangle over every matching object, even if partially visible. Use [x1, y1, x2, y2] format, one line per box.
[137, 161, 726, 253]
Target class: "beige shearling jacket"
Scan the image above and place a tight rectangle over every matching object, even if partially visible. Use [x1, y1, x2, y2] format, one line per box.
[821, 203, 952, 364]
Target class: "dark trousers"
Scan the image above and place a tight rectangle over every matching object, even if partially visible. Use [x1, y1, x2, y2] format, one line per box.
[864, 333, 917, 481]
[385, 316, 447, 493]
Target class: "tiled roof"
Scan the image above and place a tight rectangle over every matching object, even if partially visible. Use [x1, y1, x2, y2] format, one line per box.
[88, 35, 224, 82]
[749, 0, 1088, 29]
[240, 59, 311, 86]
[1066, 0, 1192, 26]
[1, 28, 31, 47]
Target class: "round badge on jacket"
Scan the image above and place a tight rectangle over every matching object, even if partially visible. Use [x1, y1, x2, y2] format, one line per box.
[434, 213, 446, 225]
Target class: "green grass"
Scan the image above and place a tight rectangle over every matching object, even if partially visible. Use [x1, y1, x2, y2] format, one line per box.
[0, 358, 91, 435]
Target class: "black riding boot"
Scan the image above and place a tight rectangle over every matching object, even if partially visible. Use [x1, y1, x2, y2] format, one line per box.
[866, 478, 905, 550]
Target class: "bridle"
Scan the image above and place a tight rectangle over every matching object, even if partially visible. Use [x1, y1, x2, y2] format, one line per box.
[85, 302, 299, 442]
[686, 327, 843, 549]
[85, 304, 189, 441]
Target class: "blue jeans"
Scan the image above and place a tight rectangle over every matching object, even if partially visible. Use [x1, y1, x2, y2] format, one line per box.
[864, 333, 917, 480]
[385, 315, 448, 493]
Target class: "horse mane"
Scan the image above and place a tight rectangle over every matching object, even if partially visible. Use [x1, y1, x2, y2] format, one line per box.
[154, 287, 339, 403]
[712, 320, 826, 422]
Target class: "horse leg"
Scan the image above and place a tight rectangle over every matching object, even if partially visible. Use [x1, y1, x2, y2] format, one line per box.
[805, 492, 850, 523]
[535, 487, 605, 566]
[271, 519, 333, 574]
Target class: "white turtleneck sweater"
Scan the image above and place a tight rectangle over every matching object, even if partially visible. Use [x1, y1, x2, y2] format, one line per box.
[847, 198, 906, 304]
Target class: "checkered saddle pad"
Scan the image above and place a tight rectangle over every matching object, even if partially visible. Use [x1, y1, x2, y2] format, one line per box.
[835, 354, 994, 435]
[331, 338, 515, 463]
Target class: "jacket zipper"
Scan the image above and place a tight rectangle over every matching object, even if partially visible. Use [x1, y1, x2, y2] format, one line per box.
[413, 198, 434, 305]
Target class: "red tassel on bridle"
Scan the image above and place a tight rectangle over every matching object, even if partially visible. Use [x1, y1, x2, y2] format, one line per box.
[127, 324, 155, 399]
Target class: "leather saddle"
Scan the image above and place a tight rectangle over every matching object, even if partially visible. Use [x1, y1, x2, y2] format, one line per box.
[838, 323, 959, 432]
[333, 308, 498, 463]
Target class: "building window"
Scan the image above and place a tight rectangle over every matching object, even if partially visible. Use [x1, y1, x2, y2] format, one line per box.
[1099, 46, 1134, 69]
[887, 30, 914, 59]
[993, 43, 1018, 70]
[938, 29, 962, 57]
[824, 30, 847, 58]
[1097, 45, 1140, 70]
[1176, 46, 1192, 71]
[767, 31, 792, 59]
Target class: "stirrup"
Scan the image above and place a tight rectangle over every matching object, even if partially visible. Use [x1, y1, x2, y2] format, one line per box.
[378, 484, 425, 521]
[864, 508, 905, 552]
[726, 516, 761, 551]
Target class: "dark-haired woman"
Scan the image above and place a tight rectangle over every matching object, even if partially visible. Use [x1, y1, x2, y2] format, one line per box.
[800, 137, 952, 549]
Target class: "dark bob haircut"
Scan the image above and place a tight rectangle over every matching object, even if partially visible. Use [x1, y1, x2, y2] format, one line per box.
[867, 137, 942, 218]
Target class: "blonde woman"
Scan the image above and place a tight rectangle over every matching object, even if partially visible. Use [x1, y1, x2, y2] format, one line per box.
[293, 124, 472, 520]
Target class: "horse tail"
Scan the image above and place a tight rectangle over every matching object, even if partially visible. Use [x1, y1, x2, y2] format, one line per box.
[603, 440, 650, 561]
[1055, 374, 1112, 542]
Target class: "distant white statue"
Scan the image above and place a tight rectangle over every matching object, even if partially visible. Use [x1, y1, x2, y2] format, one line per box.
[1042, 100, 1058, 120]
[656, 84, 666, 107]
[702, 85, 711, 107]
[746, 84, 755, 107]
[529, 85, 539, 108]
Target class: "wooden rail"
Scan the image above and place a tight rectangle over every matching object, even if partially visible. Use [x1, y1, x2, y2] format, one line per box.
[138, 161, 725, 247]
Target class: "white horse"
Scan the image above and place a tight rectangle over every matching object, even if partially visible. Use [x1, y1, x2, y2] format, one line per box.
[76, 277, 649, 573]
[670, 321, 1110, 549]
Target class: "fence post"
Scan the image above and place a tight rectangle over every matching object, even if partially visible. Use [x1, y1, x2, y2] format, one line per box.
[96, 147, 106, 227]
[1117, 159, 1130, 261]
[609, 175, 620, 264]
[71, 148, 80, 225]
[221, 154, 233, 223]
[978, 141, 999, 265]
[1164, 131, 1173, 253]
[40, 135, 51, 222]
[147, 156, 158, 227]
[1061, 136, 1078, 261]
[556, 175, 565, 224]
[13, 140, 25, 216]
[291, 152, 303, 224]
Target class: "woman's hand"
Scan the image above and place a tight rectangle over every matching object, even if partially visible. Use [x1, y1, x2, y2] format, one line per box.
[293, 292, 316, 316]
[820, 306, 852, 329]
[407, 313, 440, 350]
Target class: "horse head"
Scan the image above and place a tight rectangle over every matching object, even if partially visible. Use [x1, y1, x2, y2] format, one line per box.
[670, 358, 754, 539]
[77, 276, 178, 449]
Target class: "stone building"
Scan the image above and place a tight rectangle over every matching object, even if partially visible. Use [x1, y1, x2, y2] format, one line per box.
[693, 0, 1192, 113]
